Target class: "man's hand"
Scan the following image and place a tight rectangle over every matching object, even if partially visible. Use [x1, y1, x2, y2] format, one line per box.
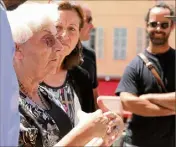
[139, 92, 176, 112]
[120, 92, 175, 116]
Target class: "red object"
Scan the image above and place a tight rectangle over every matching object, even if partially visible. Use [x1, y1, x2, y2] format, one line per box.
[98, 79, 120, 96]
[98, 79, 132, 118]
[123, 111, 132, 118]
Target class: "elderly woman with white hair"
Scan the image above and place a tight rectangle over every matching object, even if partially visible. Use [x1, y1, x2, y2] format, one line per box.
[8, 3, 65, 146]
[8, 3, 122, 147]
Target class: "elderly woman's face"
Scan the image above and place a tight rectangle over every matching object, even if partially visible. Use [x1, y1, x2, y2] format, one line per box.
[18, 24, 62, 81]
[56, 10, 80, 57]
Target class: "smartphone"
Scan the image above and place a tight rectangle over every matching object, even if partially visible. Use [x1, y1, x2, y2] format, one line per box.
[97, 96, 123, 114]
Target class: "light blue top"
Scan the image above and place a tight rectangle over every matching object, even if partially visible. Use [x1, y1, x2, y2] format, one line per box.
[0, 2, 20, 146]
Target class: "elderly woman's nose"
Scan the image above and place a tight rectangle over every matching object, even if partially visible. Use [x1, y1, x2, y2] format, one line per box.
[54, 38, 63, 51]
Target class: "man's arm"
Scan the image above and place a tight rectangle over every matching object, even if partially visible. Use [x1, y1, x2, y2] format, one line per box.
[120, 92, 175, 116]
[140, 92, 176, 111]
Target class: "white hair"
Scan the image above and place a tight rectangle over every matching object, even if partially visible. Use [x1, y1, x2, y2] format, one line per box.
[7, 3, 59, 44]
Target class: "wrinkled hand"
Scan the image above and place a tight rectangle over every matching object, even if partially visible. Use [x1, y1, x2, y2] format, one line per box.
[102, 112, 124, 146]
[77, 109, 109, 138]
[77, 110, 124, 146]
[97, 96, 125, 146]
[84, 137, 103, 147]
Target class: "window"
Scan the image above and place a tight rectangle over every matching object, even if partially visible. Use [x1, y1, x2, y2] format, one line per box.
[96, 27, 104, 59]
[113, 28, 127, 60]
[82, 27, 104, 59]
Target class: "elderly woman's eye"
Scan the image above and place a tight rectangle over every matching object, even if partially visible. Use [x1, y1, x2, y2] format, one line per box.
[56, 25, 62, 31]
[45, 37, 55, 47]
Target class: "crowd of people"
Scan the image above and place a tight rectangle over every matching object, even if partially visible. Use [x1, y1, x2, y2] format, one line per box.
[0, 0, 175, 147]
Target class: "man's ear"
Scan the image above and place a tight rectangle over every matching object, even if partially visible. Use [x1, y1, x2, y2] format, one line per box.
[14, 43, 23, 60]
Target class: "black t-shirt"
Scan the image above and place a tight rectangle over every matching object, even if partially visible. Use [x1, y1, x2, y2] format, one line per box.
[116, 48, 175, 147]
[81, 45, 98, 89]
[68, 66, 95, 113]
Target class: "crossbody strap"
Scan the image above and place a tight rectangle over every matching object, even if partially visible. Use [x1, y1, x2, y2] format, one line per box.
[138, 53, 167, 92]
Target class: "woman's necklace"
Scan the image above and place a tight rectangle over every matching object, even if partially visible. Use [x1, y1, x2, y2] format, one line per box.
[19, 81, 50, 110]
[37, 89, 50, 110]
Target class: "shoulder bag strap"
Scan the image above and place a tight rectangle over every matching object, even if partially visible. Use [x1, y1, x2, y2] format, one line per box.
[138, 53, 167, 92]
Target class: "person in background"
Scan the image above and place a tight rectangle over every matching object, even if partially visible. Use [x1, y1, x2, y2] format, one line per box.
[0, 0, 27, 146]
[116, 3, 175, 147]
[42, 2, 96, 127]
[80, 4, 99, 109]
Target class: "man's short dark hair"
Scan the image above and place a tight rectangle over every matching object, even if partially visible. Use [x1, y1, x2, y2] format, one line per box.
[145, 3, 175, 24]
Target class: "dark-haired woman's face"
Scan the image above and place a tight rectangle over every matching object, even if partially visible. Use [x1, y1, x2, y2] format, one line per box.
[56, 10, 80, 57]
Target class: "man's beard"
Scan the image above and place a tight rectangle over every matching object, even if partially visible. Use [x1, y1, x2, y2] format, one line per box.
[148, 31, 169, 46]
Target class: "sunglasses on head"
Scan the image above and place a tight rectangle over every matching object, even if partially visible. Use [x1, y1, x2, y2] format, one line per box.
[148, 21, 170, 29]
[86, 16, 93, 24]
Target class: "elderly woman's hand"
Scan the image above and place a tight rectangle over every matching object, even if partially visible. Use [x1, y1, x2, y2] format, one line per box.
[77, 109, 124, 146]
[77, 109, 110, 138]
[84, 137, 103, 147]
[56, 110, 124, 147]
[77, 110, 124, 147]
[102, 111, 124, 146]
[96, 96, 125, 146]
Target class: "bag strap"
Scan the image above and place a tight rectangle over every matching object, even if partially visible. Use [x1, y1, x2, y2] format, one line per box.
[138, 53, 167, 92]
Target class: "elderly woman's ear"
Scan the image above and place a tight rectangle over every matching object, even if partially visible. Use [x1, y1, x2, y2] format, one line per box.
[14, 43, 23, 60]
